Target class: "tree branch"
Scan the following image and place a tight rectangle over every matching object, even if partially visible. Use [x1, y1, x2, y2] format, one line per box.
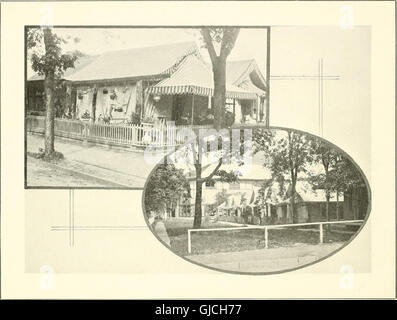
[203, 158, 223, 182]
[201, 28, 218, 65]
[220, 28, 240, 58]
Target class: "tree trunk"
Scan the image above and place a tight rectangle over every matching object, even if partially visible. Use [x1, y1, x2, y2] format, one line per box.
[325, 191, 331, 230]
[336, 191, 340, 220]
[193, 163, 204, 228]
[291, 180, 297, 223]
[212, 59, 227, 130]
[91, 87, 97, 123]
[44, 75, 55, 156]
[43, 28, 56, 156]
[324, 164, 330, 229]
[325, 191, 330, 221]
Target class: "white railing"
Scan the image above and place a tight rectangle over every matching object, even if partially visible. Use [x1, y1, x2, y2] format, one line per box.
[187, 219, 364, 254]
[26, 116, 211, 148]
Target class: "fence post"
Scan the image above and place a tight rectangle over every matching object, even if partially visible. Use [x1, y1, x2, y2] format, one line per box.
[264, 226, 268, 249]
[188, 230, 192, 254]
[319, 223, 324, 243]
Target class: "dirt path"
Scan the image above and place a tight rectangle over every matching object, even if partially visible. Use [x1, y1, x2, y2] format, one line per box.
[26, 134, 157, 188]
[27, 157, 110, 187]
[188, 242, 344, 273]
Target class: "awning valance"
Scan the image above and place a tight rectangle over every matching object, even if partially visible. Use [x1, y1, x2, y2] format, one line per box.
[146, 84, 257, 100]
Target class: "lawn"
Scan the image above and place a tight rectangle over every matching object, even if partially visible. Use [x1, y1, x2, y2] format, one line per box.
[164, 219, 354, 256]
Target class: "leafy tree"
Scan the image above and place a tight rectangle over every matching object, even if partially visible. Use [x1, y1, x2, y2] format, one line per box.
[144, 163, 190, 219]
[254, 179, 273, 218]
[201, 27, 240, 130]
[191, 145, 242, 228]
[27, 27, 77, 157]
[332, 155, 366, 219]
[184, 27, 240, 228]
[308, 138, 340, 223]
[254, 129, 314, 223]
[175, 128, 248, 228]
[308, 139, 366, 221]
[215, 189, 230, 207]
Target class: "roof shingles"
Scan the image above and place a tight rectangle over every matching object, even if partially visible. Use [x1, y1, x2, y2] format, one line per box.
[65, 42, 199, 82]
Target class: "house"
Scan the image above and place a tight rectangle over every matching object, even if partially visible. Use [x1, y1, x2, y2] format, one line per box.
[271, 181, 345, 224]
[266, 180, 368, 224]
[172, 163, 272, 220]
[27, 41, 268, 126]
[26, 54, 98, 117]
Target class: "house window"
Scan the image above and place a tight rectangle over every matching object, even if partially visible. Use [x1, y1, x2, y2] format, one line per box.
[205, 180, 215, 188]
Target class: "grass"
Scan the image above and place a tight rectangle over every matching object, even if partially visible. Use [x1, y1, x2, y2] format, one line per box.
[163, 219, 354, 256]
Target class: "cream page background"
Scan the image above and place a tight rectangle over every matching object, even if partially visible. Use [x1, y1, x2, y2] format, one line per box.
[1, 1, 395, 298]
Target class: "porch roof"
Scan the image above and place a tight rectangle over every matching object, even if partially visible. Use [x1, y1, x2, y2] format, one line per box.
[146, 55, 259, 100]
[65, 42, 199, 83]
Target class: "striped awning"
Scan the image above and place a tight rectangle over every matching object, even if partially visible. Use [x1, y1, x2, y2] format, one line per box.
[145, 55, 259, 101]
[146, 84, 257, 100]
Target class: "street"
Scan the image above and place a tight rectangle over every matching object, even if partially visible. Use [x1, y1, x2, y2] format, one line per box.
[26, 133, 157, 188]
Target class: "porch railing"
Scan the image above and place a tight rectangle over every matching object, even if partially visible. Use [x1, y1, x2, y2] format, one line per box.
[26, 116, 213, 148]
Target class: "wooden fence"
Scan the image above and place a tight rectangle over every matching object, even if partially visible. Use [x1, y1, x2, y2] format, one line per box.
[187, 220, 364, 254]
[26, 116, 213, 148]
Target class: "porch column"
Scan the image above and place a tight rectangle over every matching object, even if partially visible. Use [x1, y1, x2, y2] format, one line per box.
[65, 82, 73, 118]
[233, 99, 236, 119]
[136, 80, 144, 118]
[71, 88, 77, 119]
[191, 94, 195, 125]
[257, 97, 260, 122]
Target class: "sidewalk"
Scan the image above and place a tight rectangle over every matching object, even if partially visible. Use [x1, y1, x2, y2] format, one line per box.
[188, 242, 343, 273]
[27, 133, 158, 188]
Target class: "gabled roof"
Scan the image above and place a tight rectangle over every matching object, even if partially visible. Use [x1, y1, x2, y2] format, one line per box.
[28, 54, 98, 81]
[147, 54, 258, 100]
[226, 59, 267, 92]
[65, 42, 199, 83]
[283, 180, 343, 203]
[226, 60, 253, 84]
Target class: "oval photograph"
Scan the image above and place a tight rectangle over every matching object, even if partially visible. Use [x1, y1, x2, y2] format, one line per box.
[143, 127, 370, 274]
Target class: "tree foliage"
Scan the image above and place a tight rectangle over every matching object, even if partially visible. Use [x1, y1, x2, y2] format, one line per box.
[27, 27, 78, 157]
[144, 163, 190, 217]
[28, 27, 78, 79]
[200, 27, 240, 129]
[254, 179, 273, 209]
[215, 189, 229, 207]
[308, 139, 364, 194]
[254, 129, 314, 222]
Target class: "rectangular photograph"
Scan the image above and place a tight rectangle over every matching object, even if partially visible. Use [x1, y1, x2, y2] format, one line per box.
[25, 26, 270, 189]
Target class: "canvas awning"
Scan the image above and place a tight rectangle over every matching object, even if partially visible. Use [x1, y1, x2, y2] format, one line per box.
[146, 55, 258, 100]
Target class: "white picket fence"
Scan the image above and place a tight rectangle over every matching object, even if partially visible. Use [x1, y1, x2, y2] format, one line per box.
[26, 116, 212, 148]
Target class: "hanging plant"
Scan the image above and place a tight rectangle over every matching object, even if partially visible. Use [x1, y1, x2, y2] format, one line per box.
[110, 92, 117, 100]
[103, 88, 108, 94]
[81, 110, 90, 119]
